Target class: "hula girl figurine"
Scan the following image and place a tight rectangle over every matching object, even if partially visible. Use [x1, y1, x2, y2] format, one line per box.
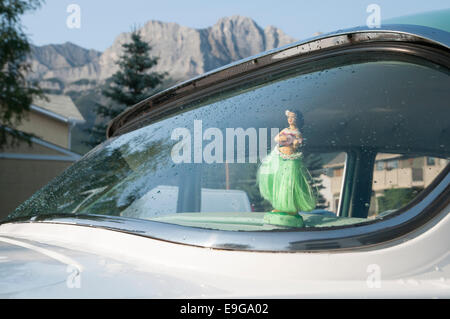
[257, 110, 316, 227]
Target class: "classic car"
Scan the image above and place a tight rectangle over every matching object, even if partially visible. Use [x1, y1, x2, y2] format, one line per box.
[0, 17, 449, 298]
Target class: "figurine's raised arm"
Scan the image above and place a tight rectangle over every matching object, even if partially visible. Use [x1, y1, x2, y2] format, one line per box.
[274, 129, 287, 144]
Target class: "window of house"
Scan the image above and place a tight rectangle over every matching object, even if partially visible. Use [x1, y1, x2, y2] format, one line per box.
[370, 154, 447, 218]
[386, 160, 399, 170]
[427, 157, 436, 166]
[376, 161, 385, 171]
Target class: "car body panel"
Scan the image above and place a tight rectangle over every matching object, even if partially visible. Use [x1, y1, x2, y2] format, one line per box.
[0, 235, 220, 298]
[0, 203, 449, 298]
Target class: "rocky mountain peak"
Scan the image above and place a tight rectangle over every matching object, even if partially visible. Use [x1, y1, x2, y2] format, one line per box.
[28, 16, 297, 92]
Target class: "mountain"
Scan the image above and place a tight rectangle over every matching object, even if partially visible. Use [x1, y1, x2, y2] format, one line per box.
[29, 15, 297, 92]
[98, 15, 296, 82]
[28, 42, 101, 92]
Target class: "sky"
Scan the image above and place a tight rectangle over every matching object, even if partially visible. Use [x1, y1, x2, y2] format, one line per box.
[22, 0, 450, 52]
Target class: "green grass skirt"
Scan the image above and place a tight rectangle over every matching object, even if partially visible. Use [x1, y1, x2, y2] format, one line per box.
[257, 149, 316, 213]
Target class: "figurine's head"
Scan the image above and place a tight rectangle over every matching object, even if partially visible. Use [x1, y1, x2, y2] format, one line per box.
[285, 110, 304, 129]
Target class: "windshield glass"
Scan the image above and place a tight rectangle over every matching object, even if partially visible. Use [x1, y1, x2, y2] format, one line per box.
[7, 53, 450, 231]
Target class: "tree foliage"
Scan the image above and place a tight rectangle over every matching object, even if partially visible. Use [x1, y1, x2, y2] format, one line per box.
[377, 187, 422, 213]
[85, 30, 166, 147]
[0, 0, 45, 148]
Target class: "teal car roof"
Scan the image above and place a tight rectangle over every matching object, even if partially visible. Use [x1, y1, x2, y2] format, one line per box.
[383, 9, 450, 33]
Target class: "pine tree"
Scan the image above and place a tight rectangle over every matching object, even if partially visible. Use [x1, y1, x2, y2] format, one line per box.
[0, 0, 45, 149]
[85, 30, 166, 147]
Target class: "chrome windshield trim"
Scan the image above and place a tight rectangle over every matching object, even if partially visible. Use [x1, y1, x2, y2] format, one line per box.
[106, 25, 450, 138]
[3, 167, 448, 252]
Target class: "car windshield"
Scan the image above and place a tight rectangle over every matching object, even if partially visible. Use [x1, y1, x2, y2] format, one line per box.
[7, 52, 450, 232]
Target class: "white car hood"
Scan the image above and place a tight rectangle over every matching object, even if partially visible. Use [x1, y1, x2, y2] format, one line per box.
[0, 236, 222, 298]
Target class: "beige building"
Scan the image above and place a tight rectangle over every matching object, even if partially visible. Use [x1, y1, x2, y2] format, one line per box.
[319, 153, 346, 213]
[0, 95, 85, 219]
[320, 152, 448, 216]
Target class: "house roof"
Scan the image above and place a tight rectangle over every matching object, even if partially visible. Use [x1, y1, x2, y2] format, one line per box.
[324, 152, 403, 169]
[0, 134, 82, 161]
[32, 94, 85, 123]
[374, 153, 402, 161]
[324, 152, 347, 168]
